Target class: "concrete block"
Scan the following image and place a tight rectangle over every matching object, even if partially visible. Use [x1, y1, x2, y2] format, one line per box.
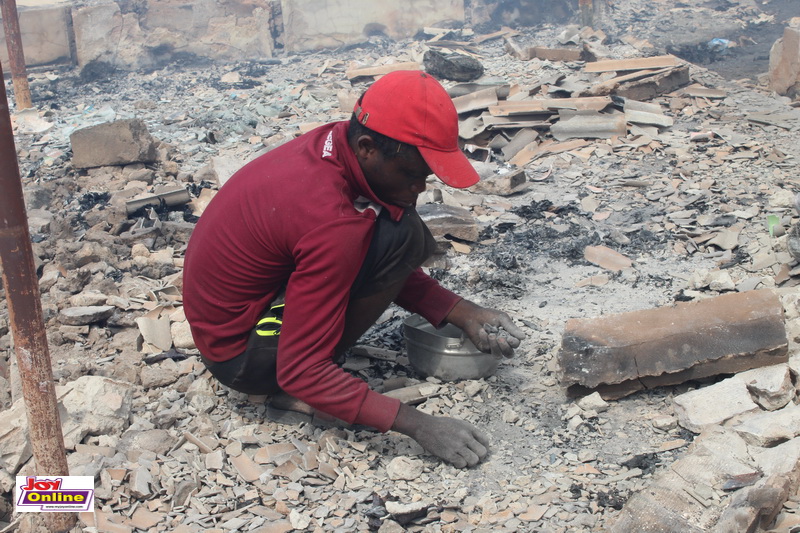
[769, 27, 800, 97]
[70, 119, 158, 169]
[559, 290, 788, 394]
[280, 0, 465, 53]
[0, 2, 72, 69]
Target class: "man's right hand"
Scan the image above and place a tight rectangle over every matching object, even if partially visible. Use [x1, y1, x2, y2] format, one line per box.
[391, 403, 489, 468]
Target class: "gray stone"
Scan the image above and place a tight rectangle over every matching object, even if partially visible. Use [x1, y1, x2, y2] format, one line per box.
[68, 290, 109, 307]
[60, 376, 134, 449]
[386, 456, 424, 481]
[733, 403, 800, 447]
[170, 320, 196, 350]
[674, 377, 760, 433]
[140, 358, 180, 389]
[769, 27, 800, 97]
[0, 399, 33, 474]
[740, 364, 794, 411]
[58, 305, 115, 326]
[129, 465, 153, 499]
[576, 391, 609, 413]
[70, 119, 158, 169]
[118, 428, 176, 457]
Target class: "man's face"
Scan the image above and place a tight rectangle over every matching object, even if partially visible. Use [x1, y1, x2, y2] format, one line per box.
[356, 137, 432, 208]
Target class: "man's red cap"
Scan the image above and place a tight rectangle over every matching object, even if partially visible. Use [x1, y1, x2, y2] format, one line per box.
[353, 70, 479, 189]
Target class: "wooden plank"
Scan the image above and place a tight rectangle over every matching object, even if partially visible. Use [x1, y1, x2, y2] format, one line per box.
[530, 46, 583, 62]
[583, 68, 669, 96]
[489, 96, 612, 116]
[452, 87, 498, 114]
[509, 139, 590, 167]
[584, 54, 681, 73]
[345, 61, 422, 80]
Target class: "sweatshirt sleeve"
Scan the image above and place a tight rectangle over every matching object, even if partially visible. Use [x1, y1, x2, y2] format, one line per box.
[394, 268, 462, 327]
[275, 217, 401, 432]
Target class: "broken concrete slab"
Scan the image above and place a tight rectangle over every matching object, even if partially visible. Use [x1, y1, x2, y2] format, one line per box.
[732, 403, 800, 447]
[70, 119, 158, 169]
[673, 377, 760, 433]
[610, 425, 800, 532]
[559, 290, 788, 396]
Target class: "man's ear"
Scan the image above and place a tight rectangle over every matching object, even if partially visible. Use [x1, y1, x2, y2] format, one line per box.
[354, 134, 378, 160]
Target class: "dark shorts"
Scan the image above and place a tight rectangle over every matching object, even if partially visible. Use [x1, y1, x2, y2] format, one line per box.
[200, 207, 435, 395]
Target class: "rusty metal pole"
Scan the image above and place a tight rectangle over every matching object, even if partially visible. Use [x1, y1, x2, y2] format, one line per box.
[0, 64, 74, 532]
[0, 0, 32, 109]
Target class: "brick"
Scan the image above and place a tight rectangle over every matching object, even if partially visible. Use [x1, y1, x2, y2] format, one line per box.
[559, 290, 788, 394]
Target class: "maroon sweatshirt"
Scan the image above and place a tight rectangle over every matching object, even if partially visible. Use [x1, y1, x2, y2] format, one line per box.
[183, 121, 461, 431]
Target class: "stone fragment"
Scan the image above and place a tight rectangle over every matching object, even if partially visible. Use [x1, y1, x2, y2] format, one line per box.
[733, 403, 800, 447]
[229, 452, 265, 483]
[140, 359, 180, 388]
[423, 49, 484, 82]
[130, 508, 163, 530]
[70, 119, 158, 169]
[129, 465, 152, 499]
[206, 449, 224, 470]
[118, 429, 176, 458]
[584, 245, 632, 272]
[739, 364, 794, 410]
[576, 392, 609, 413]
[470, 165, 528, 196]
[385, 500, 432, 525]
[69, 290, 109, 307]
[378, 520, 406, 533]
[769, 27, 800, 97]
[60, 376, 134, 449]
[0, 399, 32, 474]
[59, 305, 115, 326]
[673, 376, 760, 433]
[417, 204, 479, 242]
[651, 415, 677, 431]
[170, 320, 196, 349]
[386, 456, 424, 481]
[559, 290, 788, 394]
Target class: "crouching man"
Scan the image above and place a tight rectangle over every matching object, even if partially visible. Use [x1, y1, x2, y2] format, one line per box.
[183, 71, 525, 468]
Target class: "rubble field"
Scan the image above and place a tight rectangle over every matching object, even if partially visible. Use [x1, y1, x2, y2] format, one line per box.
[3, 0, 800, 532]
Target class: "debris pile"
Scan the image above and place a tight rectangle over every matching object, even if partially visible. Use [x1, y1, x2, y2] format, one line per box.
[2, 3, 800, 532]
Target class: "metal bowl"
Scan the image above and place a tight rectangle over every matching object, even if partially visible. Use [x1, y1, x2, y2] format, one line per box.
[403, 314, 498, 381]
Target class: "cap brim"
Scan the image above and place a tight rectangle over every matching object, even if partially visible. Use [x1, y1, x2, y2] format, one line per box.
[418, 146, 480, 189]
